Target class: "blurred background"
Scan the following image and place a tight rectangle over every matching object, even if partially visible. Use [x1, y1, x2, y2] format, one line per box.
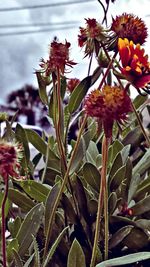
[0, 0, 150, 126]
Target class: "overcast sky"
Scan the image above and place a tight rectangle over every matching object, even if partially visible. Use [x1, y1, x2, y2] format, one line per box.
[1, 0, 150, 104]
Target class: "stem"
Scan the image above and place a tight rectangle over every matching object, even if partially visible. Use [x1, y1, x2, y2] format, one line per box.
[103, 137, 109, 260]
[1, 177, 9, 267]
[43, 115, 88, 257]
[87, 53, 93, 76]
[131, 101, 150, 147]
[90, 136, 108, 267]
[98, 52, 117, 90]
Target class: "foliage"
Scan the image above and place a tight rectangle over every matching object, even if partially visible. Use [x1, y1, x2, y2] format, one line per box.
[1, 1, 150, 267]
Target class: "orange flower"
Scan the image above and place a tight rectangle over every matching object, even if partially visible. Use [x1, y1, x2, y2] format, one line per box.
[78, 18, 106, 56]
[111, 13, 147, 45]
[0, 141, 22, 181]
[67, 78, 80, 93]
[84, 85, 132, 137]
[118, 38, 150, 89]
[40, 39, 76, 75]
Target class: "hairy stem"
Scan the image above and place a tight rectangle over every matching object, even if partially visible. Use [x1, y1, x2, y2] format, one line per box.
[1, 177, 9, 267]
[90, 135, 108, 267]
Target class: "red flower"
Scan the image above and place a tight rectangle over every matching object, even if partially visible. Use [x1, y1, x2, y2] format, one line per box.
[67, 78, 80, 93]
[84, 85, 132, 137]
[118, 38, 150, 89]
[40, 39, 76, 76]
[78, 18, 106, 56]
[0, 141, 22, 181]
[111, 13, 147, 45]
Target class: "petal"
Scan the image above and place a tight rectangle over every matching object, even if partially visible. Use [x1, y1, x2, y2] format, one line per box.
[134, 75, 150, 88]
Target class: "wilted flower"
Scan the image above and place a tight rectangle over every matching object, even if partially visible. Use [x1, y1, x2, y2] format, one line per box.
[0, 140, 22, 181]
[40, 38, 76, 76]
[110, 13, 147, 50]
[67, 78, 80, 93]
[84, 85, 132, 137]
[118, 38, 150, 90]
[111, 13, 147, 44]
[78, 18, 106, 56]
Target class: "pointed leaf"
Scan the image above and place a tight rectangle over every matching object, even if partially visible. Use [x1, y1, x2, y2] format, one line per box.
[16, 203, 44, 257]
[83, 162, 100, 192]
[15, 123, 30, 167]
[43, 226, 69, 267]
[69, 130, 91, 175]
[132, 195, 150, 215]
[109, 226, 133, 249]
[20, 180, 50, 203]
[12, 248, 23, 267]
[96, 252, 150, 267]
[8, 188, 35, 212]
[36, 71, 49, 105]
[67, 239, 86, 267]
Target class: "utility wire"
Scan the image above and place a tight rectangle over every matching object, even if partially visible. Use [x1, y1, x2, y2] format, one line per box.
[0, 0, 96, 12]
[0, 25, 77, 37]
[0, 21, 79, 28]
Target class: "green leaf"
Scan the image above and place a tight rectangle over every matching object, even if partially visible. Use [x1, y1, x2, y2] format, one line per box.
[109, 225, 133, 249]
[133, 94, 148, 110]
[69, 130, 91, 175]
[133, 148, 150, 176]
[36, 71, 49, 105]
[15, 123, 30, 167]
[20, 180, 50, 203]
[8, 216, 21, 238]
[109, 165, 126, 191]
[96, 252, 150, 267]
[16, 203, 44, 257]
[7, 239, 19, 263]
[12, 248, 23, 267]
[109, 153, 123, 180]
[85, 140, 99, 165]
[131, 195, 150, 215]
[32, 235, 40, 267]
[8, 188, 35, 212]
[123, 227, 149, 250]
[68, 67, 101, 114]
[23, 254, 35, 267]
[67, 239, 86, 267]
[128, 173, 141, 203]
[134, 175, 150, 200]
[25, 128, 47, 154]
[68, 76, 91, 114]
[61, 194, 77, 224]
[25, 129, 60, 171]
[83, 162, 100, 192]
[44, 183, 60, 250]
[108, 192, 118, 214]
[43, 226, 69, 267]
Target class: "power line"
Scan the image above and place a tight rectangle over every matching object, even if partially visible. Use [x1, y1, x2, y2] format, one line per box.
[0, 25, 77, 37]
[0, 21, 79, 28]
[0, 0, 96, 12]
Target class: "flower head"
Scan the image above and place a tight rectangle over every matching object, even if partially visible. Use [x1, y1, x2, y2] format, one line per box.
[40, 38, 76, 76]
[84, 85, 132, 137]
[78, 18, 106, 56]
[0, 141, 22, 181]
[111, 13, 147, 46]
[118, 38, 150, 89]
[67, 78, 80, 93]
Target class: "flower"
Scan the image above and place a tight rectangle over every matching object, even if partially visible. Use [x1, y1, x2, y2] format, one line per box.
[84, 85, 132, 137]
[118, 38, 150, 89]
[67, 78, 80, 93]
[0, 141, 22, 181]
[78, 18, 106, 56]
[111, 13, 147, 46]
[40, 38, 76, 76]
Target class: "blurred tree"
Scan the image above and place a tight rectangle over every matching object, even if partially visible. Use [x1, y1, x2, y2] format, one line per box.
[3, 84, 48, 126]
